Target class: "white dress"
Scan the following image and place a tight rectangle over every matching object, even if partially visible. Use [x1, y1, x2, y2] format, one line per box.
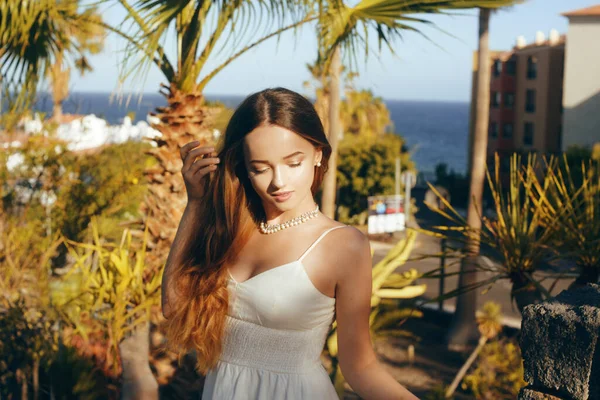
[202, 225, 350, 400]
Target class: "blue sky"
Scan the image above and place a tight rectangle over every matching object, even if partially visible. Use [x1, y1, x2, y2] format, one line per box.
[72, 0, 599, 102]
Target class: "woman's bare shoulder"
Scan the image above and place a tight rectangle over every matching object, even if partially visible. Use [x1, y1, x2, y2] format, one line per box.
[316, 218, 370, 261]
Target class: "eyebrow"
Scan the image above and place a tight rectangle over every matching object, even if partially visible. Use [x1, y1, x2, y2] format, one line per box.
[250, 151, 305, 164]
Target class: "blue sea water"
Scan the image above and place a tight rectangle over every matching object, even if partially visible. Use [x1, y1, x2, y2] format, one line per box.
[31, 92, 469, 175]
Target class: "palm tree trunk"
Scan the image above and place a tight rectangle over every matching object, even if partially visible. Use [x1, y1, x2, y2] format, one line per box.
[119, 320, 158, 400]
[138, 83, 220, 269]
[321, 47, 342, 219]
[446, 7, 491, 351]
[49, 52, 69, 122]
[17, 368, 28, 399]
[33, 357, 40, 399]
[53, 102, 63, 121]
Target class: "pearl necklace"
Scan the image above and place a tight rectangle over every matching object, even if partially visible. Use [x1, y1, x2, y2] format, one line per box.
[259, 204, 320, 234]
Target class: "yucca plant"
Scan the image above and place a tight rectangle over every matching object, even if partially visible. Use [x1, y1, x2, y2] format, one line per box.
[531, 155, 600, 288]
[56, 217, 163, 399]
[325, 229, 426, 397]
[421, 153, 559, 314]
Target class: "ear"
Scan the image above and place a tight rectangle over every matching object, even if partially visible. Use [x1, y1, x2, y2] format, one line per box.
[315, 149, 323, 165]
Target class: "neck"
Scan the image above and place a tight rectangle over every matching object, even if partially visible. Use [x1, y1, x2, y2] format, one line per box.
[263, 198, 318, 225]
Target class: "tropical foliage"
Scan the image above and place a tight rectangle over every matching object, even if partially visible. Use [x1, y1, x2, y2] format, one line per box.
[3, 135, 152, 267]
[531, 154, 600, 287]
[314, 0, 525, 72]
[0, 0, 105, 122]
[421, 153, 560, 313]
[55, 220, 162, 375]
[47, 3, 105, 120]
[304, 66, 393, 139]
[462, 337, 527, 399]
[337, 133, 414, 223]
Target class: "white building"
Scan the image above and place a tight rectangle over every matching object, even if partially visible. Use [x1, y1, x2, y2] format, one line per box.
[561, 5, 600, 151]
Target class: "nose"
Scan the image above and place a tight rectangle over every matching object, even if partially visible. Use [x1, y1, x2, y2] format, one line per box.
[271, 165, 285, 188]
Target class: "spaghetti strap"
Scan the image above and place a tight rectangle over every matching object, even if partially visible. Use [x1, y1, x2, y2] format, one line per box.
[298, 225, 350, 262]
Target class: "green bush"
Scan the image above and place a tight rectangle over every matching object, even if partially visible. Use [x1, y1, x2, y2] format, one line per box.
[2, 138, 154, 268]
[336, 133, 414, 222]
[0, 300, 57, 398]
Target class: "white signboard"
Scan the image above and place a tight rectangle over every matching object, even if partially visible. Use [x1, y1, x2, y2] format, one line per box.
[367, 195, 405, 234]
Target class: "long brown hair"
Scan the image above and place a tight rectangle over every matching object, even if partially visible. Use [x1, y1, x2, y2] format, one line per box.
[163, 87, 332, 373]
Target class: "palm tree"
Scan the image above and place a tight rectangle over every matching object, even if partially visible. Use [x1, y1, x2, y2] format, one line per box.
[446, 4, 520, 351]
[47, 4, 104, 121]
[0, 1, 104, 126]
[114, 0, 316, 270]
[312, 0, 523, 226]
[321, 47, 342, 217]
[305, 67, 392, 139]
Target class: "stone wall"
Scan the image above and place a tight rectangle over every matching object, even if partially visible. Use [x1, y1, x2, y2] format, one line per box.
[518, 283, 600, 400]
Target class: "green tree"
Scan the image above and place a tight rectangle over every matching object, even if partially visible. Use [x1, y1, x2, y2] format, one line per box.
[0, 1, 105, 125]
[337, 133, 413, 221]
[47, 3, 105, 120]
[313, 0, 526, 220]
[449, 3, 521, 351]
[114, 0, 316, 272]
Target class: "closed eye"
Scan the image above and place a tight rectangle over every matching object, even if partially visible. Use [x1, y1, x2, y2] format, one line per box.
[252, 162, 302, 174]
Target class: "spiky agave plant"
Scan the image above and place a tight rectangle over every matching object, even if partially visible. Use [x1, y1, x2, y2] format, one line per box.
[531, 155, 600, 288]
[420, 153, 559, 314]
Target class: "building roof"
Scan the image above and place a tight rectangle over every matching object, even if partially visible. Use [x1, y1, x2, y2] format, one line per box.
[514, 35, 566, 52]
[562, 5, 600, 17]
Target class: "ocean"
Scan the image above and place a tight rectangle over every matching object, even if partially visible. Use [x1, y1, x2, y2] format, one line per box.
[32, 92, 469, 175]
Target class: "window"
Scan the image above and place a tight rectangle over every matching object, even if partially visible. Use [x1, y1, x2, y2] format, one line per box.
[526, 89, 536, 113]
[524, 122, 534, 146]
[491, 91, 501, 108]
[504, 92, 515, 109]
[506, 59, 516, 76]
[489, 122, 498, 138]
[502, 123, 514, 138]
[527, 56, 537, 79]
[493, 60, 502, 77]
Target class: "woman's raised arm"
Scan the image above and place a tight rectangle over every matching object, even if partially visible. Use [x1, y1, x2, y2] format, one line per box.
[161, 141, 220, 319]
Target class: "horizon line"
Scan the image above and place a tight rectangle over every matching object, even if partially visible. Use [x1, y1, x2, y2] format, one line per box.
[36, 90, 469, 104]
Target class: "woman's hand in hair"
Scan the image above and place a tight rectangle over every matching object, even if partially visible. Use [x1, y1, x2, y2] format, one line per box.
[179, 141, 220, 202]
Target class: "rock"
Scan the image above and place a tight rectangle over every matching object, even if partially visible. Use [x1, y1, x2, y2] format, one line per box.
[519, 283, 600, 400]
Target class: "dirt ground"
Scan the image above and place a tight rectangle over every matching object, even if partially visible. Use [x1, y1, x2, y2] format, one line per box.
[338, 308, 518, 399]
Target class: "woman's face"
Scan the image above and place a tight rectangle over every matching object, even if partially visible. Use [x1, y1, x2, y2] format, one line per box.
[243, 124, 322, 214]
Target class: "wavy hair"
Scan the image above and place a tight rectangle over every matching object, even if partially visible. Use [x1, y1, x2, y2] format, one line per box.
[163, 87, 332, 373]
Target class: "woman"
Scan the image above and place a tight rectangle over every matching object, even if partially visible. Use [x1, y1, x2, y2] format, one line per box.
[161, 87, 418, 400]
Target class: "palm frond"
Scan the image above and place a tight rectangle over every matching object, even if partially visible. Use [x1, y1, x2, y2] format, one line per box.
[315, 0, 522, 72]
[118, 0, 313, 93]
[0, 0, 105, 116]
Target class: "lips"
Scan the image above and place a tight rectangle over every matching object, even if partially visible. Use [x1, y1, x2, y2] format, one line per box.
[272, 191, 293, 201]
